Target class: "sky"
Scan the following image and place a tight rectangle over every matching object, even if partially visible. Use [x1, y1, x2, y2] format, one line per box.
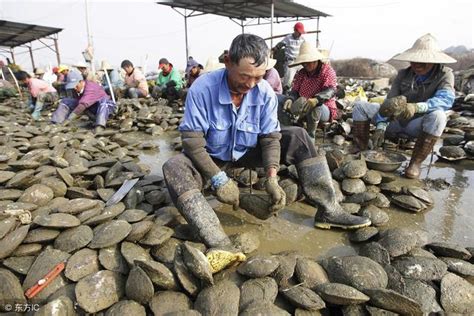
[0, 0, 473, 73]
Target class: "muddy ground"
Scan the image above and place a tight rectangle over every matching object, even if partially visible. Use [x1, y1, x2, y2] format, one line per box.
[139, 131, 474, 259]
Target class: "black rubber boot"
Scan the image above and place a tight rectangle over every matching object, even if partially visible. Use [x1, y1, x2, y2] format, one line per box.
[176, 189, 232, 247]
[297, 150, 371, 229]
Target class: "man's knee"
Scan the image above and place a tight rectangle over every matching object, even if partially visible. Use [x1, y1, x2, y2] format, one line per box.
[282, 126, 307, 139]
[162, 155, 182, 178]
[424, 110, 447, 125]
[353, 101, 379, 121]
[422, 110, 447, 136]
[128, 88, 138, 98]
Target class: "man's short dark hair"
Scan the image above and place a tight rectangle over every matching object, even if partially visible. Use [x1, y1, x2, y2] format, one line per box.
[228, 34, 269, 67]
[159, 58, 170, 65]
[120, 60, 133, 68]
[15, 70, 30, 81]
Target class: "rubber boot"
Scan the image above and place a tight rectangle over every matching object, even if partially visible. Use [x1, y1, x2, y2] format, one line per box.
[96, 99, 115, 127]
[31, 100, 44, 121]
[352, 121, 370, 152]
[405, 131, 438, 179]
[94, 125, 104, 134]
[306, 106, 322, 138]
[51, 102, 72, 124]
[176, 189, 232, 248]
[297, 149, 371, 229]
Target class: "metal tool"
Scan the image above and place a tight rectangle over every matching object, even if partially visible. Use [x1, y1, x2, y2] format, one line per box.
[105, 178, 139, 206]
[7, 66, 23, 99]
[25, 261, 66, 299]
[103, 69, 116, 104]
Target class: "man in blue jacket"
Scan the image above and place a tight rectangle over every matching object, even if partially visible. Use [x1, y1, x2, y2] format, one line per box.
[162, 34, 370, 249]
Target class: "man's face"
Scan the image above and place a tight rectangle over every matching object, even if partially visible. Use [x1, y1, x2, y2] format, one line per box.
[225, 56, 266, 95]
[410, 62, 434, 76]
[74, 80, 85, 93]
[78, 67, 87, 74]
[160, 63, 171, 73]
[190, 67, 200, 76]
[20, 78, 28, 87]
[122, 65, 133, 75]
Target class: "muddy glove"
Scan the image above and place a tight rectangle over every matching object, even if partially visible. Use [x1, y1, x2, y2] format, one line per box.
[166, 80, 177, 88]
[379, 95, 407, 118]
[396, 102, 423, 121]
[464, 94, 474, 102]
[283, 98, 293, 111]
[290, 97, 308, 115]
[314, 88, 336, 104]
[306, 98, 318, 109]
[264, 176, 286, 212]
[371, 123, 387, 149]
[62, 112, 79, 127]
[212, 171, 240, 210]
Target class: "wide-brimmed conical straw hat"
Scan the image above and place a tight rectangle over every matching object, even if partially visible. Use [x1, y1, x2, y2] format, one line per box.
[34, 68, 45, 75]
[73, 60, 88, 68]
[289, 42, 327, 67]
[101, 60, 114, 70]
[392, 33, 456, 64]
[202, 57, 225, 74]
[266, 57, 277, 70]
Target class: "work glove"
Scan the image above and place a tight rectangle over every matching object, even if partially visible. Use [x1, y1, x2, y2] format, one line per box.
[464, 94, 474, 102]
[306, 98, 319, 108]
[371, 127, 386, 149]
[283, 98, 293, 111]
[212, 171, 240, 210]
[62, 112, 79, 127]
[31, 110, 41, 121]
[396, 102, 418, 121]
[315, 88, 336, 104]
[264, 176, 286, 212]
[379, 95, 407, 118]
[290, 97, 308, 115]
[166, 80, 177, 88]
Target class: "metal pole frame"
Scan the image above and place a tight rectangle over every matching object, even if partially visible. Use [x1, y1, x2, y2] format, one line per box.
[171, 8, 206, 64]
[10, 48, 15, 64]
[28, 45, 35, 70]
[316, 16, 320, 48]
[53, 36, 61, 65]
[270, 1, 274, 49]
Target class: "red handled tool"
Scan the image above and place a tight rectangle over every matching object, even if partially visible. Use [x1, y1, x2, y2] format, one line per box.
[25, 261, 66, 299]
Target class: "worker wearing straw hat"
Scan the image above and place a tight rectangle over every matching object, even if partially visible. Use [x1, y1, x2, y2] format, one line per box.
[264, 57, 282, 94]
[100, 60, 124, 97]
[352, 34, 456, 179]
[279, 42, 338, 138]
[73, 60, 95, 81]
[201, 57, 225, 74]
[33, 67, 45, 80]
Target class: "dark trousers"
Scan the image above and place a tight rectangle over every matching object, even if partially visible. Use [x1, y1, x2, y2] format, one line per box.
[163, 126, 316, 204]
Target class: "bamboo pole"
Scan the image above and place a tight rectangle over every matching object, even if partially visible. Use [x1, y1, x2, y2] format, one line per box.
[7, 66, 23, 99]
[264, 30, 320, 41]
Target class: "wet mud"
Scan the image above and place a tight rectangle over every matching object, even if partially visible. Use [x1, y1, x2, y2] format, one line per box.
[141, 135, 474, 259]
